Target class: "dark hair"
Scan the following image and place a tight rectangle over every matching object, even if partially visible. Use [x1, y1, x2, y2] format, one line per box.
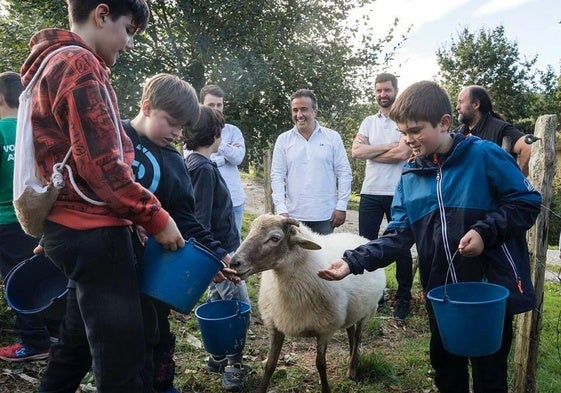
[67, 0, 150, 32]
[389, 81, 452, 127]
[375, 73, 398, 90]
[183, 105, 224, 150]
[142, 73, 199, 128]
[0, 71, 23, 109]
[466, 85, 503, 120]
[200, 84, 225, 103]
[290, 89, 317, 110]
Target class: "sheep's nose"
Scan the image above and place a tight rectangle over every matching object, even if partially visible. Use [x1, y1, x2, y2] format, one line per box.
[230, 255, 241, 268]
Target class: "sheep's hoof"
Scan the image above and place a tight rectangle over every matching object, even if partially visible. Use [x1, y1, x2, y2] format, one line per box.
[347, 369, 359, 381]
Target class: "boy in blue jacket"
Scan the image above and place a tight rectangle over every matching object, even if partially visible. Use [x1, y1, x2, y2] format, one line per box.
[318, 81, 541, 393]
[123, 73, 237, 393]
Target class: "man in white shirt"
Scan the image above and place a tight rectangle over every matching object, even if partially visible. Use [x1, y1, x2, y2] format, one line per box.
[271, 89, 352, 234]
[352, 73, 413, 320]
[200, 85, 247, 240]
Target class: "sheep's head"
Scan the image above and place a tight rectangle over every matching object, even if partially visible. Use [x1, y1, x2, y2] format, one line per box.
[231, 214, 321, 280]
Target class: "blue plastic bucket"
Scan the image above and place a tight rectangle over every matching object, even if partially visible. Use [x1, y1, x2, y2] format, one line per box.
[427, 281, 509, 357]
[195, 300, 251, 356]
[139, 237, 224, 314]
[4, 254, 68, 318]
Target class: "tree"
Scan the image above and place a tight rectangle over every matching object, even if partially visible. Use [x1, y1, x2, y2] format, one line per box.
[0, 0, 68, 72]
[0, 0, 404, 169]
[112, 0, 403, 167]
[436, 25, 537, 128]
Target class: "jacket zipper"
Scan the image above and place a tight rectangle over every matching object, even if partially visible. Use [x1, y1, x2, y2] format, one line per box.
[501, 244, 524, 293]
[435, 165, 458, 283]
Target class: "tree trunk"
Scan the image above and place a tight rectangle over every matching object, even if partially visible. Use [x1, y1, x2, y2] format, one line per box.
[513, 114, 558, 393]
[263, 149, 274, 214]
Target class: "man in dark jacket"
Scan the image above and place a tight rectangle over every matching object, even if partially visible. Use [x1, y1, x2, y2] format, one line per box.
[454, 85, 531, 176]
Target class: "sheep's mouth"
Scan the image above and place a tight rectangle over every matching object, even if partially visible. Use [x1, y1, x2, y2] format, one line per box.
[234, 267, 252, 280]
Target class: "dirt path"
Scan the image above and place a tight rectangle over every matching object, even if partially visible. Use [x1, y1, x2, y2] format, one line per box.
[241, 176, 359, 233]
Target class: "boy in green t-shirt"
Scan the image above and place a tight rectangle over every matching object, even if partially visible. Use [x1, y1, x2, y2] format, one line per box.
[0, 71, 59, 362]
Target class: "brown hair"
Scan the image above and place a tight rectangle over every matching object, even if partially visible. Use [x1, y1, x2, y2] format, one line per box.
[183, 105, 224, 150]
[290, 89, 318, 110]
[389, 81, 451, 127]
[0, 71, 23, 109]
[375, 73, 398, 90]
[142, 73, 200, 128]
[199, 84, 225, 103]
[67, 0, 150, 32]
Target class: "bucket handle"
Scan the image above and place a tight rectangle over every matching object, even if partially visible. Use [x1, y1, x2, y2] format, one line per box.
[2, 254, 41, 286]
[443, 249, 462, 300]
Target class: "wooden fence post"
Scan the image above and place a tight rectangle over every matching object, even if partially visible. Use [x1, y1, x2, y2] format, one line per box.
[263, 149, 274, 213]
[513, 114, 558, 393]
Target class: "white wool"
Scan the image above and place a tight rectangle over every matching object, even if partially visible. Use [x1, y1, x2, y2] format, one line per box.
[233, 214, 386, 339]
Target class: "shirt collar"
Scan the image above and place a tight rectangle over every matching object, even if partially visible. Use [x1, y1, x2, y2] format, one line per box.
[292, 120, 321, 136]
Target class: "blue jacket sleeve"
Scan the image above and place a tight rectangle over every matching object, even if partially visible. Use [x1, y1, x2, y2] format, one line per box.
[470, 143, 541, 247]
[344, 179, 415, 274]
[344, 228, 415, 274]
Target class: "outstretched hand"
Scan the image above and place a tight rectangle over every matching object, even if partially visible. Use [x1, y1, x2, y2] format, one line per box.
[317, 259, 351, 281]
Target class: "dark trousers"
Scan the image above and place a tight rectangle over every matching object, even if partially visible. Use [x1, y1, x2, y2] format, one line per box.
[0, 222, 59, 350]
[152, 300, 175, 392]
[429, 315, 513, 393]
[301, 219, 334, 235]
[39, 222, 151, 393]
[358, 194, 412, 300]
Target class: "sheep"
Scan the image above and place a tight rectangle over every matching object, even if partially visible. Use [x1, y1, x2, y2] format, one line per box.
[230, 214, 386, 393]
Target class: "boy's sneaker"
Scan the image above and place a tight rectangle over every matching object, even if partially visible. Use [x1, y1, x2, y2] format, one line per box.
[393, 299, 411, 321]
[0, 343, 49, 362]
[207, 355, 227, 373]
[222, 363, 251, 392]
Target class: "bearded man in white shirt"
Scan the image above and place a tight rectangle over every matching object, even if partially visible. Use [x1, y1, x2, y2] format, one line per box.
[351, 73, 413, 321]
[271, 89, 352, 235]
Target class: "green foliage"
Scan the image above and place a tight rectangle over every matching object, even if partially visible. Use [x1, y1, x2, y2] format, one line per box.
[0, 0, 68, 72]
[0, 0, 404, 170]
[534, 282, 561, 393]
[436, 25, 538, 126]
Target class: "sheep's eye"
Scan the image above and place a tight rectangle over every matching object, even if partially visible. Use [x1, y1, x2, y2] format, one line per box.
[270, 234, 281, 243]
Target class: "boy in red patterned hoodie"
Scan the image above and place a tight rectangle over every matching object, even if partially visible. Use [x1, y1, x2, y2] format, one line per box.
[19, 1, 185, 392]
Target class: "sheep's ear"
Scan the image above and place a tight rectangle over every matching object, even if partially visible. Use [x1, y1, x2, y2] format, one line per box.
[290, 233, 322, 250]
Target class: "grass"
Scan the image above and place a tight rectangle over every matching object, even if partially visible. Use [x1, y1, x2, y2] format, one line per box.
[1, 210, 560, 392]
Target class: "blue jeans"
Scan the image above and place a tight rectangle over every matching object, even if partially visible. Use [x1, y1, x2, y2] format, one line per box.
[359, 194, 412, 301]
[0, 222, 59, 351]
[39, 222, 150, 393]
[232, 203, 244, 242]
[301, 219, 333, 235]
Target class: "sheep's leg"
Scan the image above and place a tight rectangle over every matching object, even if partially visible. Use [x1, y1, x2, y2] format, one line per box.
[346, 325, 356, 355]
[316, 336, 331, 393]
[348, 320, 365, 380]
[259, 327, 285, 393]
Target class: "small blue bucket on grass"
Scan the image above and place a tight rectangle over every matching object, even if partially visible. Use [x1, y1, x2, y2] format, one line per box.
[195, 300, 251, 356]
[427, 281, 509, 357]
[4, 254, 68, 318]
[140, 237, 224, 314]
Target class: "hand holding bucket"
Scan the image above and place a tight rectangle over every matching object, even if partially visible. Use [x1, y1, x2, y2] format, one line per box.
[139, 237, 226, 314]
